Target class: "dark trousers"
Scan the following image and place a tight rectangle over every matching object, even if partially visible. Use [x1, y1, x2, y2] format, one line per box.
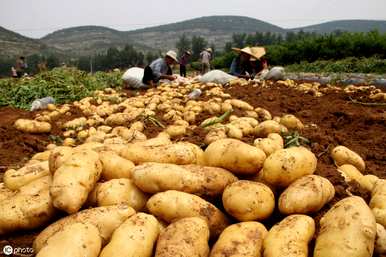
[180, 65, 187, 77]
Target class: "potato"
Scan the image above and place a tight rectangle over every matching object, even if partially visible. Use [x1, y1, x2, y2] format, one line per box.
[0, 183, 16, 201]
[155, 217, 210, 257]
[204, 139, 266, 175]
[36, 223, 101, 257]
[337, 164, 373, 190]
[331, 145, 365, 172]
[255, 107, 272, 121]
[226, 124, 243, 139]
[375, 223, 386, 255]
[204, 127, 227, 145]
[100, 213, 160, 257]
[120, 142, 204, 165]
[48, 146, 73, 173]
[3, 161, 49, 190]
[370, 180, 386, 227]
[280, 114, 304, 130]
[0, 176, 55, 235]
[259, 147, 317, 187]
[32, 151, 52, 161]
[222, 180, 275, 221]
[14, 119, 51, 133]
[254, 133, 284, 156]
[279, 175, 335, 215]
[50, 149, 102, 214]
[132, 163, 237, 197]
[95, 179, 148, 211]
[99, 151, 135, 180]
[147, 190, 229, 237]
[361, 174, 379, 192]
[210, 222, 267, 257]
[228, 99, 254, 110]
[33, 205, 136, 252]
[263, 215, 315, 257]
[314, 196, 376, 257]
[255, 120, 288, 138]
[165, 125, 187, 138]
[63, 117, 87, 129]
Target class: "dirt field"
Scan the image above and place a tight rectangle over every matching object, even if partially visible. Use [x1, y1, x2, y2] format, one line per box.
[0, 81, 385, 257]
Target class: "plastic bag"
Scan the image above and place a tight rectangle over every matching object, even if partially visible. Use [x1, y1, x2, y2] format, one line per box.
[199, 70, 236, 85]
[122, 67, 147, 89]
[261, 67, 285, 81]
[30, 97, 55, 111]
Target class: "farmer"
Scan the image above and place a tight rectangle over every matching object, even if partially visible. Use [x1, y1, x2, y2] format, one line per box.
[249, 47, 268, 77]
[200, 48, 212, 75]
[142, 50, 178, 87]
[15, 56, 27, 78]
[179, 50, 191, 77]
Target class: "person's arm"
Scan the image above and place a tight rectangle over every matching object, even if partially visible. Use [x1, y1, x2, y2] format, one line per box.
[229, 58, 240, 76]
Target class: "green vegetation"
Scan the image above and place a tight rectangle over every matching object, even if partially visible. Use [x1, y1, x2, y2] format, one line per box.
[0, 67, 122, 109]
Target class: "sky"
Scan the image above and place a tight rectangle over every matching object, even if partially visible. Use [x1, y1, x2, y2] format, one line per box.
[0, 0, 385, 38]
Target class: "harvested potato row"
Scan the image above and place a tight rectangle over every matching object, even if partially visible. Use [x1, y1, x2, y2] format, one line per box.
[331, 145, 366, 172]
[100, 213, 160, 257]
[147, 190, 229, 237]
[204, 139, 266, 175]
[259, 146, 317, 187]
[33, 205, 136, 252]
[279, 175, 335, 215]
[314, 196, 376, 257]
[3, 161, 49, 190]
[14, 119, 51, 133]
[155, 217, 210, 257]
[263, 215, 315, 257]
[36, 223, 101, 257]
[222, 180, 275, 221]
[50, 149, 102, 214]
[132, 162, 237, 197]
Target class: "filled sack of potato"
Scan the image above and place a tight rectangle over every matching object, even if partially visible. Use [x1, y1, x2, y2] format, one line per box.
[132, 162, 237, 197]
[36, 223, 101, 257]
[0, 176, 55, 235]
[210, 222, 267, 257]
[50, 149, 102, 214]
[204, 138, 266, 175]
[100, 213, 160, 257]
[263, 215, 315, 257]
[33, 205, 135, 252]
[155, 217, 210, 257]
[147, 190, 229, 237]
[314, 196, 376, 257]
[122, 67, 148, 89]
[279, 175, 335, 215]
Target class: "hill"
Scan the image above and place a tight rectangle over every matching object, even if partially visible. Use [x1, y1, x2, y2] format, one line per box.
[291, 19, 386, 33]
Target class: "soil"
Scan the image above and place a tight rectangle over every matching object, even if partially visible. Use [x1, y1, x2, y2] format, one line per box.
[0, 81, 385, 257]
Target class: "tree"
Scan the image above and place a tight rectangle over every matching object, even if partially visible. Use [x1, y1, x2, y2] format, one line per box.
[176, 34, 191, 56]
[191, 36, 208, 61]
[232, 33, 247, 48]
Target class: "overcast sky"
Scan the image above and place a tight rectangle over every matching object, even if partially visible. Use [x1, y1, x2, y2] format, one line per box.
[1, 0, 385, 38]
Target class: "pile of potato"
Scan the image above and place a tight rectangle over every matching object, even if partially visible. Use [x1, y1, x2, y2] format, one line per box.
[5, 80, 386, 257]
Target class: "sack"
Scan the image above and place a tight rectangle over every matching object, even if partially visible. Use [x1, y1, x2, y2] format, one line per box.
[31, 97, 55, 111]
[199, 70, 236, 85]
[122, 67, 147, 89]
[261, 66, 285, 81]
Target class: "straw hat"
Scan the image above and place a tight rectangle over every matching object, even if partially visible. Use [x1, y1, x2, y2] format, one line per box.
[206, 48, 213, 53]
[232, 47, 259, 59]
[249, 47, 266, 61]
[165, 50, 178, 63]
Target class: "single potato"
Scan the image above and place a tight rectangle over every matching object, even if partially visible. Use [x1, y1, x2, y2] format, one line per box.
[331, 145, 365, 172]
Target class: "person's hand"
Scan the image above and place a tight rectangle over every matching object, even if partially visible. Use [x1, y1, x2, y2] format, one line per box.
[169, 75, 177, 81]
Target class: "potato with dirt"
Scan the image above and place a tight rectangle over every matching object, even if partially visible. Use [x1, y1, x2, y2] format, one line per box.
[48, 146, 73, 173]
[93, 178, 148, 211]
[14, 119, 51, 133]
[99, 151, 135, 180]
[132, 162, 237, 197]
[255, 120, 288, 138]
[314, 196, 376, 257]
[33, 205, 135, 252]
[0, 176, 55, 235]
[36, 223, 101, 257]
[210, 222, 267, 257]
[280, 114, 304, 130]
[155, 217, 210, 257]
[147, 190, 229, 237]
[50, 149, 102, 214]
[375, 223, 386, 255]
[263, 215, 315, 257]
[204, 138, 266, 175]
[369, 180, 386, 227]
[3, 161, 49, 190]
[337, 164, 374, 191]
[222, 180, 275, 221]
[120, 142, 204, 165]
[100, 213, 160, 257]
[259, 146, 317, 187]
[331, 145, 366, 172]
[278, 175, 335, 215]
[254, 133, 284, 156]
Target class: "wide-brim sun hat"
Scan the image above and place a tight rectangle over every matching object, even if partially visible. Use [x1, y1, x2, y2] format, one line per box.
[249, 47, 266, 61]
[232, 47, 259, 60]
[206, 48, 213, 53]
[165, 50, 178, 63]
